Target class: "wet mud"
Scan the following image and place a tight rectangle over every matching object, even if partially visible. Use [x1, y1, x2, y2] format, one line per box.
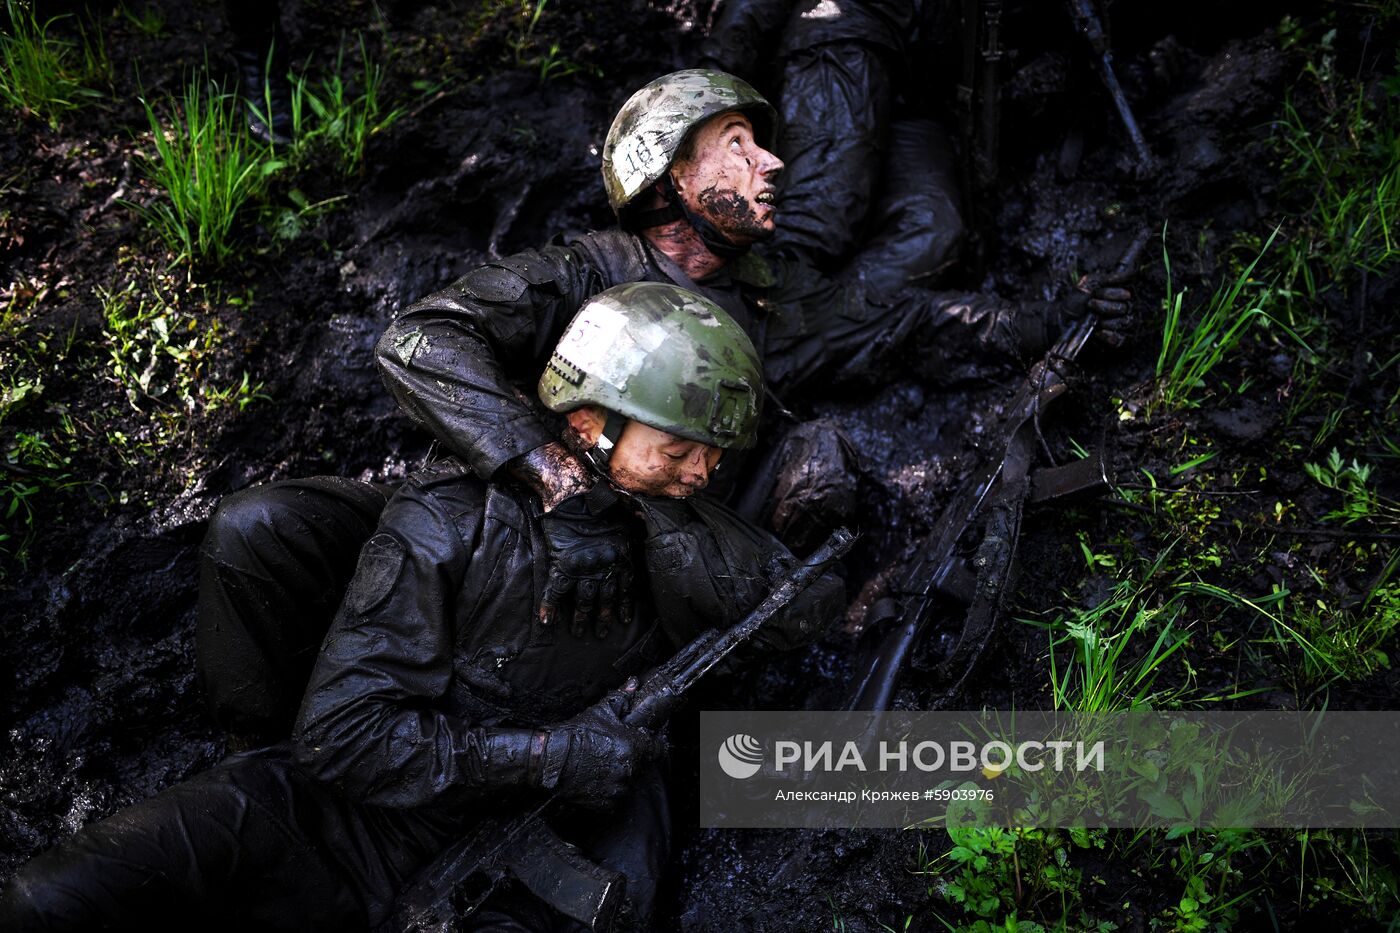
[2, 0, 1396, 929]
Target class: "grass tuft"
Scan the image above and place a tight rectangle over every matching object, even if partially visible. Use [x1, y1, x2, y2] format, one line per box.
[0, 0, 107, 127]
[1152, 225, 1307, 413]
[281, 36, 406, 178]
[131, 77, 278, 267]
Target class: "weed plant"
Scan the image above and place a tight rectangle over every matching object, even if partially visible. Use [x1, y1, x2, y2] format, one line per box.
[132, 78, 277, 267]
[281, 37, 406, 178]
[1274, 34, 1400, 313]
[916, 825, 1111, 932]
[1305, 448, 1399, 525]
[1153, 227, 1303, 413]
[1, 273, 264, 574]
[469, 0, 601, 83]
[0, 0, 107, 126]
[1022, 549, 1196, 712]
[118, 2, 165, 38]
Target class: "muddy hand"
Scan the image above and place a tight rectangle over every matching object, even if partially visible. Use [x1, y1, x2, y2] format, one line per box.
[539, 487, 633, 639]
[1066, 231, 1150, 348]
[539, 677, 666, 810]
[1074, 271, 1134, 347]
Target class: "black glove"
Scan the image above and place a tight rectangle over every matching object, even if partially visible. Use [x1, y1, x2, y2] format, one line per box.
[532, 680, 666, 810]
[540, 484, 634, 639]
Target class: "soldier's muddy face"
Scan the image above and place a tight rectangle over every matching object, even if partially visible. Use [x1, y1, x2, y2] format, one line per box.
[670, 111, 783, 245]
[567, 407, 722, 498]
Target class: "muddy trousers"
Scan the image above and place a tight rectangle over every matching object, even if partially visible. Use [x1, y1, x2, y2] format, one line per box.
[0, 748, 379, 932]
[0, 747, 671, 932]
[197, 476, 393, 738]
[703, 0, 963, 288]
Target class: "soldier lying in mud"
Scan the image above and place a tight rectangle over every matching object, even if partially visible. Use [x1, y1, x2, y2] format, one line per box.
[0, 283, 844, 932]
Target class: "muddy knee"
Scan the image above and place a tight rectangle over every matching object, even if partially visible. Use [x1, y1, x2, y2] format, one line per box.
[846, 118, 967, 294]
[198, 478, 389, 737]
[770, 420, 861, 553]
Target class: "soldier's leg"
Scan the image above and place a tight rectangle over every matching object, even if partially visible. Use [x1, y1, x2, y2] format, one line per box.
[225, 0, 291, 144]
[0, 749, 364, 932]
[838, 117, 966, 298]
[768, 252, 1052, 397]
[697, 0, 794, 80]
[197, 477, 391, 740]
[770, 40, 894, 270]
[582, 761, 671, 925]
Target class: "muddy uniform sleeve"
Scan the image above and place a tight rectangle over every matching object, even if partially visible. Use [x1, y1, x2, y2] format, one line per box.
[292, 476, 533, 809]
[376, 243, 610, 479]
[761, 256, 1052, 395]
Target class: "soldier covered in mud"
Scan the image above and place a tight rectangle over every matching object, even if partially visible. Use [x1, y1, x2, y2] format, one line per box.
[196, 0, 1132, 745]
[368, 72, 1130, 613]
[0, 283, 844, 932]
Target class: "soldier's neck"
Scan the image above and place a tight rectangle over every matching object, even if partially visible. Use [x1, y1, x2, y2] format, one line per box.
[643, 221, 729, 281]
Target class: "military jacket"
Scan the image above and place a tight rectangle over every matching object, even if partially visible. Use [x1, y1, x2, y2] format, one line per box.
[376, 228, 1022, 481]
[293, 458, 842, 810]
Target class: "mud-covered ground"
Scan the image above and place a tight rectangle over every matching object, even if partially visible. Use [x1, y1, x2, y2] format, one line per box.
[3, 1, 1399, 929]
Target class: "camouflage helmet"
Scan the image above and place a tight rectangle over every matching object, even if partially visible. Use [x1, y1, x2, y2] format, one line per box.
[538, 282, 763, 450]
[601, 69, 777, 215]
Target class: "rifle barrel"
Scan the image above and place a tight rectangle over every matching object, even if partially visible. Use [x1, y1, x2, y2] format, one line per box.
[664, 527, 856, 697]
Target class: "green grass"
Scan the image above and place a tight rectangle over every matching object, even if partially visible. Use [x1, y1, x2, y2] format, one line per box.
[1152, 226, 1302, 414]
[1305, 448, 1400, 525]
[99, 278, 265, 423]
[0, 0, 107, 127]
[118, 2, 166, 38]
[131, 77, 279, 267]
[915, 825, 1111, 932]
[1274, 43, 1400, 313]
[128, 45, 416, 261]
[465, 0, 601, 84]
[1, 273, 265, 575]
[282, 37, 407, 178]
[1021, 549, 1196, 713]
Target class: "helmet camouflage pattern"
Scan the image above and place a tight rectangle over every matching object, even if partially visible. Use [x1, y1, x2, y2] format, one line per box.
[601, 69, 777, 214]
[538, 282, 763, 449]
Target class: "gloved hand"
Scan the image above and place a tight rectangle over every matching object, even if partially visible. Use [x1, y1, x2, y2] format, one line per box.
[1064, 270, 1134, 347]
[532, 679, 666, 810]
[540, 484, 634, 639]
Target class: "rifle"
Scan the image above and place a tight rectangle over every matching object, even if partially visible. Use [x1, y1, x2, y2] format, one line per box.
[957, 0, 1005, 197]
[957, 0, 1153, 233]
[842, 232, 1149, 713]
[388, 527, 856, 933]
[1066, 0, 1154, 172]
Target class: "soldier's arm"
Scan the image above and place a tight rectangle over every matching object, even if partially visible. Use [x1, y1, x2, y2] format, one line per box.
[376, 243, 608, 497]
[291, 476, 536, 808]
[644, 498, 845, 661]
[761, 257, 1060, 395]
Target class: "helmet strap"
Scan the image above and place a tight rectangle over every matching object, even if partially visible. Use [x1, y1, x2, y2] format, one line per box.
[580, 409, 627, 474]
[642, 174, 747, 260]
[630, 200, 684, 229]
